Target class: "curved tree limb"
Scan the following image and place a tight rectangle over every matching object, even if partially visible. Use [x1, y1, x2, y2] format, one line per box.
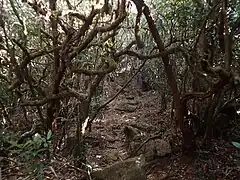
[21, 90, 87, 106]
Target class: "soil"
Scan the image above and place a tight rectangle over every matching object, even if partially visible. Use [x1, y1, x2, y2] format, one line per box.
[1, 85, 240, 179]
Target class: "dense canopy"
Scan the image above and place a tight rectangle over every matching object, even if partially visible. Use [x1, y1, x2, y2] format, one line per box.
[0, 0, 240, 179]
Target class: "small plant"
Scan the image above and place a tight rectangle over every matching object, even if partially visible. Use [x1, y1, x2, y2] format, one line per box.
[9, 130, 52, 159]
[31, 162, 48, 180]
[7, 130, 52, 179]
[232, 141, 240, 149]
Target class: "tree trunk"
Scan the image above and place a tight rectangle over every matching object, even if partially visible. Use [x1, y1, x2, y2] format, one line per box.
[46, 0, 63, 130]
[131, 0, 192, 149]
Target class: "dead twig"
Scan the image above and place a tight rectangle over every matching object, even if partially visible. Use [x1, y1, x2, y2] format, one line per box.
[49, 166, 59, 180]
[51, 156, 88, 175]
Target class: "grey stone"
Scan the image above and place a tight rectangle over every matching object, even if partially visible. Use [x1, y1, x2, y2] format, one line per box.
[154, 139, 171, 157]
[92, 155, 147, 180]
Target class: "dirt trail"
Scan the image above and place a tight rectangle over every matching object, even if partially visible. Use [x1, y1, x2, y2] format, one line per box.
[87, 89, 173, 178]
[87, 89, 240, 180]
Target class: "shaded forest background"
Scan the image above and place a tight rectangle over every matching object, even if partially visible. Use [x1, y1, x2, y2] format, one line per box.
[0, 0, 240, 179]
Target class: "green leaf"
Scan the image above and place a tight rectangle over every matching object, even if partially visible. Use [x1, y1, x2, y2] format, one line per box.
[9, 141, 22, 149]
[43, 142, 48, 148]
[232, 142, 240, 149]
[33, 133, 42, 143]
[22, 140, 34, 149]
[46, 130, 52, 141]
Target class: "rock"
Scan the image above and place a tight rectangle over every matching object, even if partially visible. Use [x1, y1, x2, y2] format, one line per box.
[104, 134, 117, 143]
[142, 139, 171, 160]
[115, 103, 137, 112]
[92, 155, 147, 180]
[123, 125, 145, 153]
[123, 126, 141, 142]
[115, 100, 138, 112]
[105, 150, 119, 161]
[130, 138, 171, 161]
[154, 139, 171, 157]
[139, 142, 155, 161]
[123, 126, 171, 161]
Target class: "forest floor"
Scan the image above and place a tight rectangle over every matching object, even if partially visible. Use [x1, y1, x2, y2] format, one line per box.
[1, 85, 240, 179]
[85, 88, 240, 180]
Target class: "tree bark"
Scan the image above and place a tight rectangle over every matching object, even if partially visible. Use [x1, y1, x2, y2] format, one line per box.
[131, 0, 191, 148]
[46, 0, 62, 130]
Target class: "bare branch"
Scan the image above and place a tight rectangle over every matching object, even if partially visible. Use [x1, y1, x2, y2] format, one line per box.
[70, 0, 127, 59]
[26, 0, 47, 16]
[68, 12, 86, 21]
[21, 90, 87, 106]
[116, 46, 181, 60]
[11, 38, 30, 56]
[71, 65, 116, 76]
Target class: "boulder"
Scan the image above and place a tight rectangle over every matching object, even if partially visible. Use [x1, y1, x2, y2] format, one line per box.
[92, 155, 147, 180]
[115, 100, 138, 112]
